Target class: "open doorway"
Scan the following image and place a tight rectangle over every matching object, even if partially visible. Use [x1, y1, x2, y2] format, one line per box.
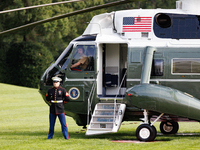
[98, 43, 127, 98]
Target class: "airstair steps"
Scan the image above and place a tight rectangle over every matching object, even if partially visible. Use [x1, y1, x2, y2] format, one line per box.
[86, 103, 126, 135]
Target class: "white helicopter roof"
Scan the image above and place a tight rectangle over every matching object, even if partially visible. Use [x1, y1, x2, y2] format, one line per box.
[83, 0, 200, 47]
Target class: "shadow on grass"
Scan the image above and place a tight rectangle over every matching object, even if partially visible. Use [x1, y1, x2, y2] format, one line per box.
[154, 132, 200, 142]
[72, 130, 137, 140]
[70, 130, 200, 142]
[69, 130, 200, 142]
[1, 130, 200, 142]
[0, 131, 47, 137]
[0, 130, 136, 140]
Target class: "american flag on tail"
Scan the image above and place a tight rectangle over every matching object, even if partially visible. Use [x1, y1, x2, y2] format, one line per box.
[122, 17, 152, 32]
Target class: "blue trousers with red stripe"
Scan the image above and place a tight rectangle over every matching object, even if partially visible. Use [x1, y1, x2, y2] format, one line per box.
[48, 113, 69, 139]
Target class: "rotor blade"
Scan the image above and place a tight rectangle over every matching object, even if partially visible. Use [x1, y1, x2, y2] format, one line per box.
[0, 0, 140, 35]
[0, 0, 85, 14]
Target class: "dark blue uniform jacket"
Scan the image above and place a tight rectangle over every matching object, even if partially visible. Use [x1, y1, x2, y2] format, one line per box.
[46, 86, 70, 115]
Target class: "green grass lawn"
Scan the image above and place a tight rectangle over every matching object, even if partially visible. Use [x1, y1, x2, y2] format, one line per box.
[1, 83, 200, 150]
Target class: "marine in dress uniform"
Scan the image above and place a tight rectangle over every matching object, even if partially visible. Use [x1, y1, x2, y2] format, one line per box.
[46, 77, 70, 139]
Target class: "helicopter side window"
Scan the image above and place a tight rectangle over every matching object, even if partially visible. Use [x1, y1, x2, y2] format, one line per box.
[71, 45, 95, 71]
[154, 13, 200, 39]
[172, 58, 200, 74]
[151, 59, 164, 76]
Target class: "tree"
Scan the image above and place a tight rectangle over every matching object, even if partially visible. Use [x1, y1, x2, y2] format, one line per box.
[0, 42, 10, 83]
[0, 0, 73, 56]
[6, 42, 53, 88]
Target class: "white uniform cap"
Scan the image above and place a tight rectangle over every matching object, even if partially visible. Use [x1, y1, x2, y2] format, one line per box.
[52, 77, 62, 82]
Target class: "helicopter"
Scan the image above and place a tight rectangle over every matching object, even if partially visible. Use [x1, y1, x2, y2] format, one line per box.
[1, 0, 200, 142]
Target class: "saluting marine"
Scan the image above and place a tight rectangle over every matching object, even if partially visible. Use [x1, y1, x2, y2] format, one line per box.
[46, 76, 70, 139]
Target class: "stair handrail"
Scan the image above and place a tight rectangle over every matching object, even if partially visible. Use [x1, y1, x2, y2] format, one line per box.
[87, 71, 99, 125]
[113, 69, 127, 126]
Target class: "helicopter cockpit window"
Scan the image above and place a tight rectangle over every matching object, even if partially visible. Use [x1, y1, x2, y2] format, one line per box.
[57, 44, 73, 70]
[71, 45, 95, 71]
[151, 59, 164, 76]
[44, 44, 73, 85]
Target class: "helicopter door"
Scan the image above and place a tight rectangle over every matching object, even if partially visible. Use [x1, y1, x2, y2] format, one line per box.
[64, 44, 96, 114]
[101, 43, 127, 98]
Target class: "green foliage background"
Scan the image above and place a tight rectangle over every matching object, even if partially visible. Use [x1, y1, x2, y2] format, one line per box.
[0, 0, 176, 88]
[6, 42, 53, 88]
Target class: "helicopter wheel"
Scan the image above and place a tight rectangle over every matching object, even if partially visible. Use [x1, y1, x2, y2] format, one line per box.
[160, 121, 179, 134]
[136, 124, 157, 142]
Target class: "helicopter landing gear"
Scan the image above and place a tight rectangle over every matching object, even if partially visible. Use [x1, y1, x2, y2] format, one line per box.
[160, 121, 179, 134]
[136, 124, 157, 141]
[136, 109, 156, 141]
[136, 110, 164, 142]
